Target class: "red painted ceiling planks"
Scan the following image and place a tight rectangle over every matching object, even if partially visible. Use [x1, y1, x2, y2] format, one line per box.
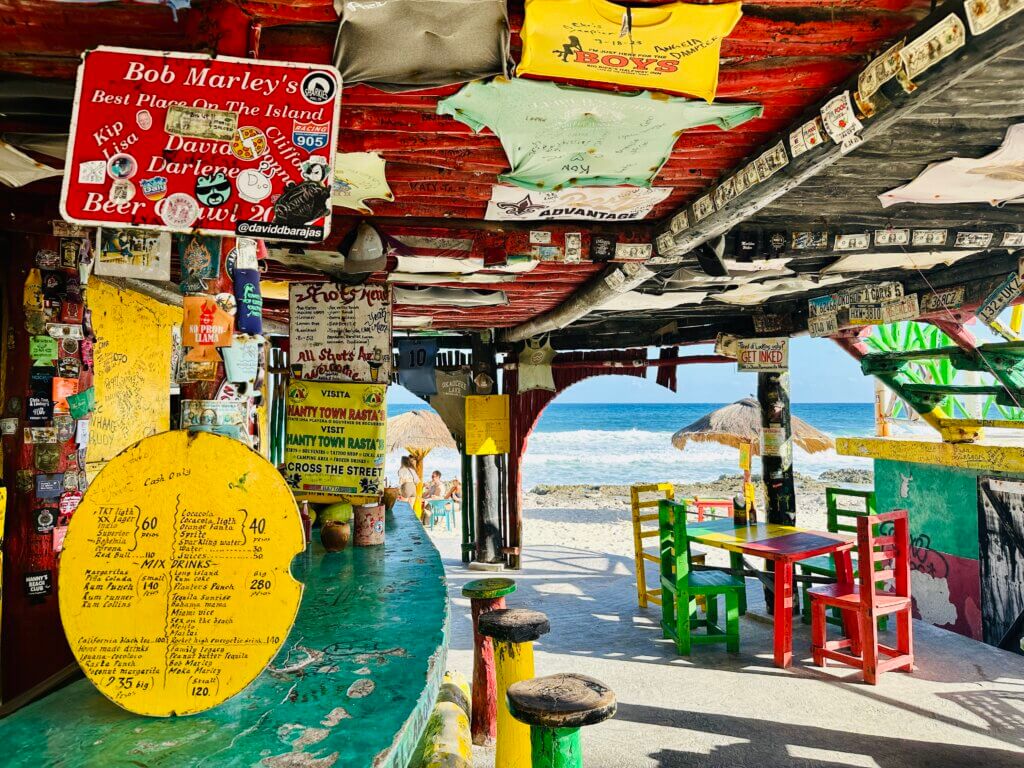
[0, 0, 928, 330]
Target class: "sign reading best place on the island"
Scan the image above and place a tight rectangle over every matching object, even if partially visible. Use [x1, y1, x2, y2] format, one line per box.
[61, 47, 342, 243]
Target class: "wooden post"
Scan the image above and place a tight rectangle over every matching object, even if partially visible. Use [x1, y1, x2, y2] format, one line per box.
[475, 455, 502, 563]
[478, 609, 550, 768]
[757, 371, 796, 526]
[460, 450, 475, 564]
[462, 578, 516, 747]
[471, 333, 503, 564]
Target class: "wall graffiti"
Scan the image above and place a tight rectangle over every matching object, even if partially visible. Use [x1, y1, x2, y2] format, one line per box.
[978, 478, 1024, 653]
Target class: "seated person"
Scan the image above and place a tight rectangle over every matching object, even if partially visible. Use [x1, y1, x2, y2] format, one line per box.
[424, 470, 445, 501]
[444, 478, 462, 505]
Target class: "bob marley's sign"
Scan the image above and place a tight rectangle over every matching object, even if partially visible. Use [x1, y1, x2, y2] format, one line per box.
[61, 47, 341, 243]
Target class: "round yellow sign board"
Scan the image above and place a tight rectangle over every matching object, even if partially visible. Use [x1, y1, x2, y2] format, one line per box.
[59, 431, 305, 716]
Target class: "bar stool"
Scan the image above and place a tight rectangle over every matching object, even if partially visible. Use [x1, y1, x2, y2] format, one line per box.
[462, 577, 517, 746]
[479, 608, 550, 768]
[507, 673, 616, 768]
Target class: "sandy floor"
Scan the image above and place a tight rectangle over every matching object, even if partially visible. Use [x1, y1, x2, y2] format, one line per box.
[425, 478, 1024, 768]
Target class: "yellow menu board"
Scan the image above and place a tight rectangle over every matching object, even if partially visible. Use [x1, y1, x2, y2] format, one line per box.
[284, 381, 387, 501]
[59, 431, 304, 717]
[465, 395, 510, 455]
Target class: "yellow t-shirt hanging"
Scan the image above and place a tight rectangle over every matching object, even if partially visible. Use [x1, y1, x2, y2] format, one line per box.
[518, 0, 742, 102]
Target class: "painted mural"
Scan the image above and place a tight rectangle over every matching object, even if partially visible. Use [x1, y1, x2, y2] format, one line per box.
[875, 459, 984, 641]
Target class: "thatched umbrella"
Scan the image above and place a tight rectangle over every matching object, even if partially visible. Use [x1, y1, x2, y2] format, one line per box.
[671, 398, 834, 455]
[672, 398, 834, 514]
[386, 409, 457, 482]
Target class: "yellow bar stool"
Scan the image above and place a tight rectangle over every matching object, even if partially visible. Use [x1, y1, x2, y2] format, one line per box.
[478, 608, 551, 768]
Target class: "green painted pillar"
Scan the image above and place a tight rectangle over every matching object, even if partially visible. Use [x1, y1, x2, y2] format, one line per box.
[530, 727, 583, 768]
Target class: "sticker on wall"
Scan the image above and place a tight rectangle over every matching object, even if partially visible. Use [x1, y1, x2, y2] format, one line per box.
[820, 92, 863, 146]
[24, 570, 52, 599]
[331, 152, 394, 214]
[95, 228, 171, 280]
[179, 235, 222, 293]
[486, 185, 671, 222]
[182, 296, 234, 362]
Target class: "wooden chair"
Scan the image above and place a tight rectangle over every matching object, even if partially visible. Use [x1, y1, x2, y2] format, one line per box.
[799, 485, 884, 629]
[659, 500, 744, 655]
[809, 509, 914, 685]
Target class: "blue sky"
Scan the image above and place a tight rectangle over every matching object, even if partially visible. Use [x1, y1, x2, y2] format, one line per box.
[391, 336, 874, 404]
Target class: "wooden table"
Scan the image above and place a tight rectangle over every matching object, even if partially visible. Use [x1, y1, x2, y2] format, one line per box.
[687, 518, 855, 668]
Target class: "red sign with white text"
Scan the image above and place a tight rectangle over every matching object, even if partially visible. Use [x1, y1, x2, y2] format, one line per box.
[60, 47, 341, 243]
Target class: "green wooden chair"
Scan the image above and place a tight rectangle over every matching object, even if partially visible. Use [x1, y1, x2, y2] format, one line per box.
[658, 499, 744, 655]
[799, 486, 885, 630]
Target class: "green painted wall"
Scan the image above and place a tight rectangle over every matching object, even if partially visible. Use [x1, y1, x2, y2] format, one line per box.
[874, 460, 980, 560]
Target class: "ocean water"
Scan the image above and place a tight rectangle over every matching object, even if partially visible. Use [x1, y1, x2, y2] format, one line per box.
[386, 402, 881, 489]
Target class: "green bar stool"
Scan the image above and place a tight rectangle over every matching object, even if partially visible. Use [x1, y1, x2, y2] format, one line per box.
[507, 673, 617, 768]
[462, 577, 517, 746]
[479, 609, 551, 768]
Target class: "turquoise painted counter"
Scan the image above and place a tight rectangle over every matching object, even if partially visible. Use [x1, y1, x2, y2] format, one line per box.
[0, 504, 449, 768]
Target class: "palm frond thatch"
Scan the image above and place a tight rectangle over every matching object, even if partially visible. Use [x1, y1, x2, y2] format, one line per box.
[671, 397, 834, 456]
[386, 410, 457, 454]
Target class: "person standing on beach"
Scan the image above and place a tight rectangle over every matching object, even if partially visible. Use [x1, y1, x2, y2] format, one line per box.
[398, 455, 418, 502]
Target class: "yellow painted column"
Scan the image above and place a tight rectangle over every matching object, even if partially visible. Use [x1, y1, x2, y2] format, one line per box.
[495, 640, 535, 768]
[478, 608, 551, 768]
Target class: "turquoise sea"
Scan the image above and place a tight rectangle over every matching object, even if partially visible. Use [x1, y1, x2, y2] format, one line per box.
[386, 402, 878, 489]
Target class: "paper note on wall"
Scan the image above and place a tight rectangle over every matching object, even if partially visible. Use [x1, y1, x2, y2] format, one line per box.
[465, 395, 510, 455]
[86, 279, 181, 466]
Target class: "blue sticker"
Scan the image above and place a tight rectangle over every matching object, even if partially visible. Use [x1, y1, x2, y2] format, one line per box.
[293, 120, 330, 153]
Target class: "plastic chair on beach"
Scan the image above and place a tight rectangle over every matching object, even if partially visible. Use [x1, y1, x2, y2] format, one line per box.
[426, 498, 455, 530]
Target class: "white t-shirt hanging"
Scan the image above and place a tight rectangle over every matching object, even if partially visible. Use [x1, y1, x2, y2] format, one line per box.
[517, 337, 556, 393]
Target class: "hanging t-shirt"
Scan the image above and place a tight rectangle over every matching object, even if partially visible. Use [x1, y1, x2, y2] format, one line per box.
[333, 0, 510, 92]
[430, 369, 472, 441]
[518, 337, 556, 393]
[437, 78, 761, 190]
[879, 123, 1024, 208]
[518, 0, 742, 102]
[397, 338, 439, 397]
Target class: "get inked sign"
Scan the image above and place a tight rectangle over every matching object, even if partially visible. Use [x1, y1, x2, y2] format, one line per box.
[736, 337, 789, 373]
[60, 47, 341, 243]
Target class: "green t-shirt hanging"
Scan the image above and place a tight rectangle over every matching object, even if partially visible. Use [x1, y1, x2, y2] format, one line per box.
[437, 78, 762, 190]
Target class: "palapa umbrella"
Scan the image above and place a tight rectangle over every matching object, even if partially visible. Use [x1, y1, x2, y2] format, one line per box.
[386, 411, 457, 516]
[671, 398, 834, 456]
[671, 398, 834, 512]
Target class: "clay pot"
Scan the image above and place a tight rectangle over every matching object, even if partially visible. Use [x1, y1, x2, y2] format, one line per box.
[321, 520, 352, 552]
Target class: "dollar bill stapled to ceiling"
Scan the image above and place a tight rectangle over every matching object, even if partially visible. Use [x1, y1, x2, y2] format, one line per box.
[333, 0, 511, 91]
[436, 77, 762, 190]
[517, 0, 743, 102]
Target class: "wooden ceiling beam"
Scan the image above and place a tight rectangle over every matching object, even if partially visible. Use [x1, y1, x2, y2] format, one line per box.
[654, 2, 1024, 266]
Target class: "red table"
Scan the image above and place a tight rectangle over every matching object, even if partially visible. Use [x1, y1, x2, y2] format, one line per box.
[687, 519, 855, 668]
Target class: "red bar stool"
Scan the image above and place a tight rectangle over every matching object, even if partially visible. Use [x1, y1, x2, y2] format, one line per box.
[462, 577, 517, 745]
[809, 509, 914, 685]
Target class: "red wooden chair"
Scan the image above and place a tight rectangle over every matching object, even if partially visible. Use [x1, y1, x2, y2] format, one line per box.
[809, 509, 914, 685]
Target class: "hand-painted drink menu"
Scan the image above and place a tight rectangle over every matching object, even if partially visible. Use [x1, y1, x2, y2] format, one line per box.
[59, 431, 304, 716]
[61, 47, 341, 243]
[289, 282, 392, 383]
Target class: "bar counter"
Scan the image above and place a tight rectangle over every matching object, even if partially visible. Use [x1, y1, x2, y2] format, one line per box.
[1, 504, 449, 768]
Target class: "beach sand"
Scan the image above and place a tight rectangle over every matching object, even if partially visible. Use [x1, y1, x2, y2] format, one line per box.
[431, 469, 873, 569]
[519, 470, 871, 562]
